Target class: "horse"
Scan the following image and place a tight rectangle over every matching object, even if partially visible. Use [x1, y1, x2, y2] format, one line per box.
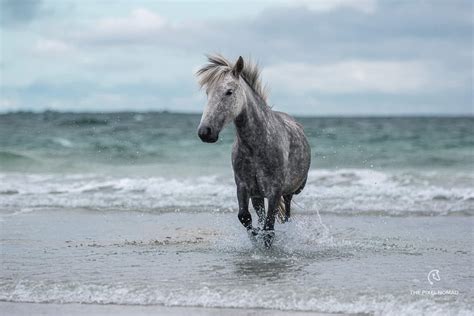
[196, 54, 311, 247]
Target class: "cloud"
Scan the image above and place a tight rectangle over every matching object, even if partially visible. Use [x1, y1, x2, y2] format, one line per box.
[291, 0, 376, 13]
[0, 0, 43, 27]
[0, 79, 200, 113]
[0, 97, 19, 111]
[68, 1, 471, 68]
[264, 60, 464, 94]
[1, 0, 472, 115]
[34, 38, 74, 56]
[85, 8, 167, 43]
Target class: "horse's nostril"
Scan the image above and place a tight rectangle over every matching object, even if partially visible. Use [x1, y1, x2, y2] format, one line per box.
[198, 125, 213, 140]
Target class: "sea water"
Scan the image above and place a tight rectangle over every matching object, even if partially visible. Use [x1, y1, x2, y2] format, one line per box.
[0, 112, 472, 315]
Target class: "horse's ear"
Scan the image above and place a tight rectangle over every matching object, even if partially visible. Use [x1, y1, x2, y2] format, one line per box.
[232, 56, 244, 78]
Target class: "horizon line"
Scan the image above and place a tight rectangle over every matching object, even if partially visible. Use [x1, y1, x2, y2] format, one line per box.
[0, 109, 473, 118]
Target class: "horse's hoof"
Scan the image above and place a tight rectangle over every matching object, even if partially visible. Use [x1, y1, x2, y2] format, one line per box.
[262, 231, 275, 248]
[247, 227, 260, 240]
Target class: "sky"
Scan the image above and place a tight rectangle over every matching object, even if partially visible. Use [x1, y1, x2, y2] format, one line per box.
[0, 0, 472, 116]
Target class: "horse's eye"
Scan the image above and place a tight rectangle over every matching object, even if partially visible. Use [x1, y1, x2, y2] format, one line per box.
[225, 89, 233, 96]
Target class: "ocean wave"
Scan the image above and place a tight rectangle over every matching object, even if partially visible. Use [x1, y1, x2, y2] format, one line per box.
[51, 137, 74, 148]
[0, 169, 472, 216]
[57, 117, 109, 126]
[0, 151, 37, 164]
[0, 281, 471, 315]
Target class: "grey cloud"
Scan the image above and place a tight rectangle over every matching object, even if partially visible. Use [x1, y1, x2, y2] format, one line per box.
[237, 0, 472, 64]
[78, 0, 472, 64]
[0, 0, 43, 27]
[75, 0, 472, 95]
[3, 0, 472, 114]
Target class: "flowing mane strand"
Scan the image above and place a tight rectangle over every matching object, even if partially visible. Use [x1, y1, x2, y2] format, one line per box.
[196, 53, 268, 102]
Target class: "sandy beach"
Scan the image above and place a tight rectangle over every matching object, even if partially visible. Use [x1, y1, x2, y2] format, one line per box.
[1, 208, 472, 315]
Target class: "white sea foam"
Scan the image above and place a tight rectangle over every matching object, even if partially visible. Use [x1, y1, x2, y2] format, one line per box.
[0, 169, 472, 216]
[51, 137, 74, 148]
[0, 281, 470, 315]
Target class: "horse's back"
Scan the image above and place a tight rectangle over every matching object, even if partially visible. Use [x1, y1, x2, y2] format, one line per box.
[273, 111, 309, 149]
[273, 111, 304, 130]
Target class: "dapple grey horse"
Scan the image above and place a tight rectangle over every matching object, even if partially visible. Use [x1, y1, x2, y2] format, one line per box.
[196, 54, 311, 247]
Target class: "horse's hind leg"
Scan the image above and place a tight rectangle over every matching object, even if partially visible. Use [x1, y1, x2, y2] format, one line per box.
[251, 197, 265, 227]
[283, 194, 293, 222]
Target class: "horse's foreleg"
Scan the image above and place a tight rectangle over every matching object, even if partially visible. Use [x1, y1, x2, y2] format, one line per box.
[262, 193, 281, 247]
[237, 185, 253, 231]
[251, 197, 265, 227]
[283, 194, 292, 222]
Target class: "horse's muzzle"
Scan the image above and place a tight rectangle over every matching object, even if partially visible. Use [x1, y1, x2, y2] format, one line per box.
[198, 125, 218, 143]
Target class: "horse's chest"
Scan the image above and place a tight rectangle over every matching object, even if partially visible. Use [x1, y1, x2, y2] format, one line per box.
[234, 154, 283, 197]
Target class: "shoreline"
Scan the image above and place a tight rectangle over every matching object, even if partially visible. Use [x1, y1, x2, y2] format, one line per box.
[1, 212, 471, 315]
[0, 302, 348, 316]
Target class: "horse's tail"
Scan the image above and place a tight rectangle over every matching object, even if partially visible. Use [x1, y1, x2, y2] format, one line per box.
[277, 197, 286, 223]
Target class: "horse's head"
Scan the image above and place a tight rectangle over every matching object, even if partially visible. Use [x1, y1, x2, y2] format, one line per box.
[196, 56, 245, 143]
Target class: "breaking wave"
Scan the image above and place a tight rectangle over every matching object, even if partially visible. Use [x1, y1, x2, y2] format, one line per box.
[1, 169, 472, 216]
[0, 280, 471, 315]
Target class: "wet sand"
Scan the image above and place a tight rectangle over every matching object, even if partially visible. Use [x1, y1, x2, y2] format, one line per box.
[0, 302, 346, 316]
[0, 209, 472, 314]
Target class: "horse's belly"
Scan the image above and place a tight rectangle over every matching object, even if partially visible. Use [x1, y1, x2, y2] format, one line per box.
[283, 145, 311, 194]
[282, 170, 307, 195]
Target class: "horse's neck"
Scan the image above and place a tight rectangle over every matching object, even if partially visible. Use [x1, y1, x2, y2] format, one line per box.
[234, 86, 272, 148]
